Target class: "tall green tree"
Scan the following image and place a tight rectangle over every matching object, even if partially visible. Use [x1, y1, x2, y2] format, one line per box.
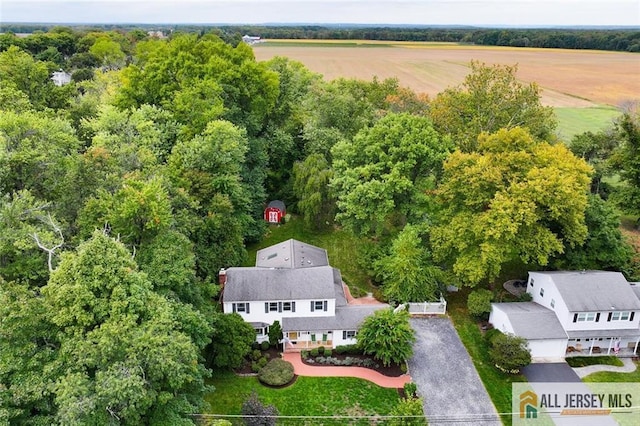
[429, 61, 556, 152]
[431, 127, 592, 286]
[377, 225, 442, 304]
[357, 308, 416, 367]
[332, 113, 452, 237]
[292, 153, 336, 229]
[43, 232, 210, 424]
[610, 109, 640, 222]
[205, 313, 255, 370]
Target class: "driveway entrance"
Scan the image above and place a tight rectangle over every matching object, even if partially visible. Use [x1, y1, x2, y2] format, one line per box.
[409, 317, 501, 426]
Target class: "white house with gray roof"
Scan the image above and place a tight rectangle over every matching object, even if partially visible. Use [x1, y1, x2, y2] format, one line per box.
[221, 239, 388, 350]
[489, 271, 640, 361]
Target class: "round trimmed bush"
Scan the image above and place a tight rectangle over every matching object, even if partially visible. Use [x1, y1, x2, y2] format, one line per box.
[258, 358, 295, 387]
[260, 340, 270, 351]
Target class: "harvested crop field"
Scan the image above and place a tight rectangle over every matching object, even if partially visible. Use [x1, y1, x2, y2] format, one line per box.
[254, 41, 640, 108]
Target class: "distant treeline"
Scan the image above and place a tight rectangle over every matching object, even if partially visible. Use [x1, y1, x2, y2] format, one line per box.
[2, 23, 639, 52]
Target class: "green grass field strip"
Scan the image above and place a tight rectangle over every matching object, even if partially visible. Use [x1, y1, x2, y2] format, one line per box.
[555, 106, 621, 141]
[566, 356, 624, 368]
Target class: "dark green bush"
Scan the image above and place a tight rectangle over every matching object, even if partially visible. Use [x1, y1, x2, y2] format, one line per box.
[301, 350, 309, 359]
[324, 349, 332, 357]
[317, 346, 325, 355]
[252, 349, 262, 361]
[310, 348, 319, 357]
[251, 341, 261, 351]
[260, 340, 270, 351]
[335, 344, 360, 355]
[484, 328, 503, 345]
[403, 382, 418, 398]
[258, 358, 295, 386]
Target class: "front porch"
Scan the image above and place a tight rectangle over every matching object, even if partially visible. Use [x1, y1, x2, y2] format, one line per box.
[283, 331, 334, 352]
[565, 335, 640, 358]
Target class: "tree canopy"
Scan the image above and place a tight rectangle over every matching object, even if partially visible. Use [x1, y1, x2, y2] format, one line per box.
[432, 127, 592, 286]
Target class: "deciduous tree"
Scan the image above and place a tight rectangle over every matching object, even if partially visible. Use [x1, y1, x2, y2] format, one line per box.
[429, 61, 556, 152]
[432, 127, 592, 286]
[357, 307, 416, 367]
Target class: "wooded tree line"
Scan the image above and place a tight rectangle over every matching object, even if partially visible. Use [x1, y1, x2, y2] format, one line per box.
[1, 28, 639, 422]
[2, 24, 640, 53]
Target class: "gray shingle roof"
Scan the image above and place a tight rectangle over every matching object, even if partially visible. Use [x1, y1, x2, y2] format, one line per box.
[566, 329, 640, 338]
[492, 302, 567, 339]
[532, 271, 640, 312]
[223, 266, 339, 302]
[282, 305, 389, 332]
[255, 239, 329, 269]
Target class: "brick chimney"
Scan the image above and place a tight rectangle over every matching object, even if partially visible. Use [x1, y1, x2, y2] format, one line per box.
[218, 268, 227, 288]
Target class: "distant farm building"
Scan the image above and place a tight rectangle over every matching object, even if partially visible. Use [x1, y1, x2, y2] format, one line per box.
[242, 35, 263, 45]
[264, 200, 286, 223]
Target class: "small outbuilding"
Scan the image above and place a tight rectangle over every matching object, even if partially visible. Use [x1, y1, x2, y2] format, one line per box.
[264, 200, 286, 224]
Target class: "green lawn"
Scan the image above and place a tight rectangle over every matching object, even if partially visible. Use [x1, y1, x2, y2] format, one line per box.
[447, 288, 527, 425]
[582, 361, 640, 383]
[566, 356, 624, 368]
[245, 216, 374, 296]
[554, 106, 621, 142]
[204, 370, 400, 423]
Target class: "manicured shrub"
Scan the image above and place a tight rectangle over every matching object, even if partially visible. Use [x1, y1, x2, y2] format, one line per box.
[403, 382, 418, 398]
[257, 357, 268, 368]
[258, 359, 295, 387]
[317, 346, 325, 355]
[324, 349, 332, 357]
[484, 328, 503, 345]
[389, 397, 426, 425]
[310, 348, 319, 357]
[260, 340, 270, 351]
[335, 344, 361, 355]
[252, 349, 262, 361]
[488, 333, 531, 373]
[301, 350, 309, 359]
[251, 341, 261, 351]
[334, 346, 346, 355]
[467, 289, 493, 319]
[251, 361, 261, 373]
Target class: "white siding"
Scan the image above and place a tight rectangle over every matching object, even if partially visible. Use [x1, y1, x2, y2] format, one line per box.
[333, 329, 358, 347]
[223, 298, 335, 324]
[489, 305, 515, 334]
[529, 339, 567, 359]
[527, 273, 571, 328]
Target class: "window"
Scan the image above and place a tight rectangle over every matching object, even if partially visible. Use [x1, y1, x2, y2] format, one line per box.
[539, 288, 544, 297]
[232, 302, 249, 313]
[577, 312, 596, 322]
[254, 327, 266, 336]
[269, 302, 278, 312]
[311, 300, 328, 312]
[283, 302, 292, 311]
[343, 330, 356, 339]
[610, 311, 631, 321]
[550, 299, 555, 308]
[529, 278, 535, 287]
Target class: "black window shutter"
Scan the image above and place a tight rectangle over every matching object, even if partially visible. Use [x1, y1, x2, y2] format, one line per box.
[311, 301, 314, 312]
[607, 312, 612, 322]
[232, 303, 236, 313]
[323, 301, 328, 311]
[343, 331, 347, 339]
[573, 313, 578, 323]
[265, 302, 269, 313]
[595, 313, 600, 322]
[292, 301, 296, 312]
[278, 302, 282, 313]
[246, 303, 250, 314]
[630, 312, 635, 321]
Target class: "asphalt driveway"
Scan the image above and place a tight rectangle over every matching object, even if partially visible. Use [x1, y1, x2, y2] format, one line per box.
[409, 317, 501, 426]
[521, 362, 581, 382]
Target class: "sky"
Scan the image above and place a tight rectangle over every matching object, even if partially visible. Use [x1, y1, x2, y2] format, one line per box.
[1, 0, 639, 27]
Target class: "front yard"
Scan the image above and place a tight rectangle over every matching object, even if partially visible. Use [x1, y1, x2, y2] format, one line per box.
[204, 370, 400, 423]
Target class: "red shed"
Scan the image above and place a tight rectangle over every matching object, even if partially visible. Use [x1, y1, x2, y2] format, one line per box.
[264, 200, 286, 223]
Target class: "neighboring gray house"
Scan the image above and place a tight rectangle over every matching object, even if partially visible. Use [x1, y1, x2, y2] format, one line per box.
[220, 239, 387, 350]
[490, 271, 640, 360]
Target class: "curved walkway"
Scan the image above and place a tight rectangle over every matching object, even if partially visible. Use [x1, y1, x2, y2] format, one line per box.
[282, 352, 411, 388]
[573, 357, 638, 379]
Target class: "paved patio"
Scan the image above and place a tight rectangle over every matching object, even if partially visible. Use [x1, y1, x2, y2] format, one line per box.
[408, 317, 501, 426]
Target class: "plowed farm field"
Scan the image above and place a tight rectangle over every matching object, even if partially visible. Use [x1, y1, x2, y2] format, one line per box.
[253, 40, 640, 108]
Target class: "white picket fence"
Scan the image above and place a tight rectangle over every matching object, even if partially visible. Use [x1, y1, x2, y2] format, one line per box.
[407, 296, 447, 315]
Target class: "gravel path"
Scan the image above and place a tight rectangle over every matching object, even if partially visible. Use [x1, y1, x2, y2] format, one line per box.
[409, 317, 501, 426]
